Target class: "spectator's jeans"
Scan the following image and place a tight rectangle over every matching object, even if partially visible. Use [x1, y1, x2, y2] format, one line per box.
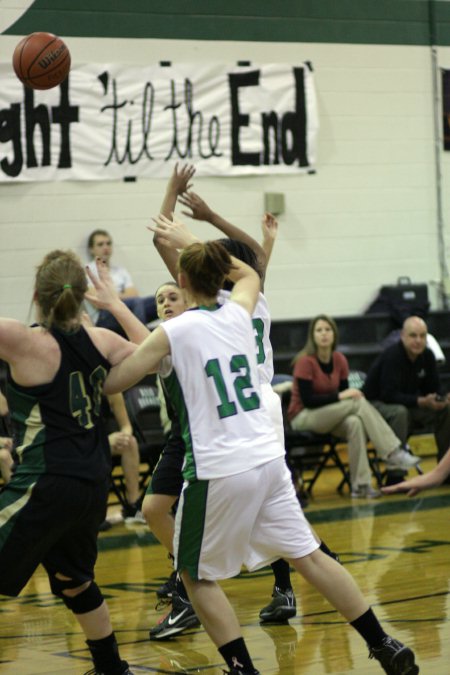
[97, 296, 157, 336]
[370, 400, 450, 461]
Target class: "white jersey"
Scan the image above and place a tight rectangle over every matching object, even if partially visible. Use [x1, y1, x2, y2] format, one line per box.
[161, 301, 284, 480]
[218, 290, 274, 385]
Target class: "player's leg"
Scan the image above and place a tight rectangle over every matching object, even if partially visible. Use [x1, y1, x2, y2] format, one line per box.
[44, 477, 132, 675]
[182, 572, 259, 675]
[109, 434, 142, 522]
[143, 446, 199, 640]
[175, 473, 263, 675]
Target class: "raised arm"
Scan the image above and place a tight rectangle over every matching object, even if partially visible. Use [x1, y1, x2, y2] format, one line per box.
[85, 259, 150, 344]
[149, 214, 260, 317]
[154, 163, 196, 280]
[178, 191, 267, 280]
[261, 212, 279, 266]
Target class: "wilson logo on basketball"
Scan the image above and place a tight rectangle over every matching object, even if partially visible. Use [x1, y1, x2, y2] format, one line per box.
[38, 44, 67, 69]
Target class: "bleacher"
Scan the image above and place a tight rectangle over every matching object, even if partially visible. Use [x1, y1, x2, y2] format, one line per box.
[270, 310, 450, 387]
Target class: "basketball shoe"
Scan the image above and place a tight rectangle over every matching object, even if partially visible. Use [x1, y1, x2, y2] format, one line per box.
[259, 586, 296, 622]
[156, 569, 177, 599]
[149, 591, 200, 640]
[368, 636, 419, 674]
[84, 662, 133, 675]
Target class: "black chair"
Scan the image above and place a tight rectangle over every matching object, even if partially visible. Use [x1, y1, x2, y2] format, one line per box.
[123, 382, 167, 496]
[276, 378, 352, 497]
[285, 428, 352, 497]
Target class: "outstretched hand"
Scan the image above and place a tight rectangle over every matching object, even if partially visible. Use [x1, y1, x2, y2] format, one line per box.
[167, 162, 196, 196]
[382, 472, 441, 497]
[85, 258, 120, 310]
[148, 214, 199, 250]
[178, 191, 213, 222]
[261, 212, 279, 242]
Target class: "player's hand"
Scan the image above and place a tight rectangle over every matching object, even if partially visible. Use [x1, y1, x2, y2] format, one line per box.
[166, 162, 196, 196]
[109, 431, 132, 451]
[382, 471, 441, 497]
[178, 191, 213, 222]
[148, 214, 199, 249]
[85, 258, 121, 310]
[261, 212, 279, 242]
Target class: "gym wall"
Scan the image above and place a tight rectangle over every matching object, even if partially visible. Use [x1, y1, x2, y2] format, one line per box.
[1, 1, 450, 321]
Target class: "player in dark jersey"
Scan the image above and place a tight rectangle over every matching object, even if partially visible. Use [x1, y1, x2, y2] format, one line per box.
[0, 250, 136, 675]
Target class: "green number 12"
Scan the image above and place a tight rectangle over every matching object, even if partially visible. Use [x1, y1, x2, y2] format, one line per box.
[205, 355, 260, 419]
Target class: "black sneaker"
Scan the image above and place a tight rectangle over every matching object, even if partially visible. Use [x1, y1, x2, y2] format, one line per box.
[84, 662, 133, 674]
[149, 591, 200, 640]
[223, 670, 260, 675]
[259, 586, 296, 622]
[368, 636, 419, 674]
[156, 569, 177, 599]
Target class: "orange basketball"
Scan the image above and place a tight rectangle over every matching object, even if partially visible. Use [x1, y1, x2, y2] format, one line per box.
[12, 32, 71, 90]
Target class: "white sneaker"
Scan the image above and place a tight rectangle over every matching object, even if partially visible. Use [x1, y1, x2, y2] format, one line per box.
[124, 509, 147, 524]
[351, 485, 381, 499]
[386, 448, 420, 471]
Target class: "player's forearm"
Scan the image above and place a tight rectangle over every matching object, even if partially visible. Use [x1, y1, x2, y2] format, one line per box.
[160, 186, 178, 219]
[108, 301, 150, 344]
[208, 212, 266, 271]
[434, 447, 450, 483]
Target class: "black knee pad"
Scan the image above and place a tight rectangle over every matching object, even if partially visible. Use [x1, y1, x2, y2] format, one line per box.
[49, 572, 86, 597]
[61, 581, 104, 615]
[49, 572, 104, 615]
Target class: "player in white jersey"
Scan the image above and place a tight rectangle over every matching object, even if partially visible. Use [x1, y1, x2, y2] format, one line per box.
[174, 184, 340, 619]
[102, 217, 418, 675]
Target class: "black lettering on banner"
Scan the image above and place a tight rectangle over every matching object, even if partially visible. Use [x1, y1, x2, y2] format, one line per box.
[281, 66, 307, 167]
[25, 88, 51, 168]
[51, 78, 79, 168]
[0, 79, 79, 177]
[101, 72, 155, 166]
[228, 70, 260, 166]
[230, 66, 309, 168]
[164, 79, 222, 160]
[0, 104, 23, 177]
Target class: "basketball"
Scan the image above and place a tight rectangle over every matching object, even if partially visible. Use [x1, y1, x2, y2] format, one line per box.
[12, 32, 71, 90]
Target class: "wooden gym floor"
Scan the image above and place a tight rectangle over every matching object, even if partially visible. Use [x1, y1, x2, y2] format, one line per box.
[1, 437, 449, 674]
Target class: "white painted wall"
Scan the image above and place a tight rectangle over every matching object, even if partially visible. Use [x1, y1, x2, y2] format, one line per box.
[0, 36, 446, 321]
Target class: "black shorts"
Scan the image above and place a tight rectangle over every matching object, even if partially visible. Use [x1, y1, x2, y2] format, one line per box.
[147, 441, 185, 497]
[0, 472, 109, 597]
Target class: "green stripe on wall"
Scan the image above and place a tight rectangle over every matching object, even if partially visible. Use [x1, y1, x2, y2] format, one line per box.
[4, 0, 450, 46]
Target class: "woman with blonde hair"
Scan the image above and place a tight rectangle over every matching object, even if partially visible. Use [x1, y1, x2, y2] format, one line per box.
[288, 314, 420, 498]
[0, 249, 135, 675]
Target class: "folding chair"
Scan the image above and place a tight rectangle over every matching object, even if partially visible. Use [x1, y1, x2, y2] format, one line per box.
[123, 383, 167, 497]
[276, 376, 352, 497]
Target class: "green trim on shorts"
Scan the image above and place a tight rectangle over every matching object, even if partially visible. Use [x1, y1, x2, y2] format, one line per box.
[162, 371, 196, 481]
[177, 480, 209, 581]
[0, 474, 37, 548]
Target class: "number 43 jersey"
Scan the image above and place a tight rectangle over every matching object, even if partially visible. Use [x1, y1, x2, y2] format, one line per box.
[160, 301, 284, 481]
[6, 326, 111, 483]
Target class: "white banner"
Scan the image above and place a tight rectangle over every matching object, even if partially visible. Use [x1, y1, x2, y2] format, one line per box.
[0, 61, 318, 182]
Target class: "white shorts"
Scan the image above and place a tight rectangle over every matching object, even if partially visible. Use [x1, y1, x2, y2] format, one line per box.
[174, 456, 318, 580]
